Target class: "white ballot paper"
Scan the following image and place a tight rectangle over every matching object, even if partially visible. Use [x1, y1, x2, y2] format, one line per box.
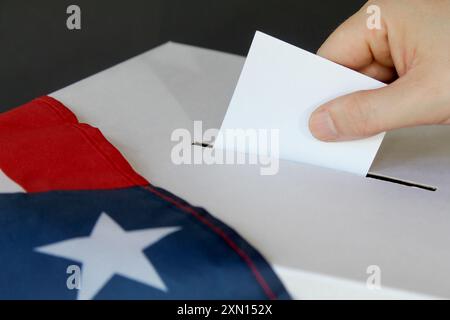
[215, 31, 386, 176]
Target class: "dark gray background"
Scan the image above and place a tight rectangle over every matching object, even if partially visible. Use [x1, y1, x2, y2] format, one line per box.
[0, 0, 366, 111]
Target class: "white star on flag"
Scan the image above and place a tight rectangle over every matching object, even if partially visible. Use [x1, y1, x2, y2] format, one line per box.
[35, 212, 180, 300]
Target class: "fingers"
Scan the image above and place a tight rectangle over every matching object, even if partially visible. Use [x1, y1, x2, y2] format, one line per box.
[317, 2, 394, 72]
[359, 61, 397, 83]
[309, 72, 446, 141]
[311, 0, 450, 141]
[317, 10, 373, 69]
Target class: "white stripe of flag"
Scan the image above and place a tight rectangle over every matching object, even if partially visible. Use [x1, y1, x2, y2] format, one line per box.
[0, 169, 24, 193]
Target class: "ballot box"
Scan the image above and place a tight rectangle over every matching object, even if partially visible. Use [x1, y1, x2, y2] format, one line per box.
[50, 42, 450, 299]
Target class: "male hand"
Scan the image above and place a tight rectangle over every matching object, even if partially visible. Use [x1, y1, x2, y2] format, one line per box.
[309, 0, 450, 141]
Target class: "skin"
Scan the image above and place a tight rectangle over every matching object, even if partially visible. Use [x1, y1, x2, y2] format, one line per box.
[309, 0, 450, 141]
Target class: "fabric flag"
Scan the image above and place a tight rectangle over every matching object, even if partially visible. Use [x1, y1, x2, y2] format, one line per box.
[0, 97, 290, 300]
[0, 96, 148, 192]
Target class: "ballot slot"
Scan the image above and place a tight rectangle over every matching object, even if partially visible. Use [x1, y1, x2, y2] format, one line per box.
[192, 142, 438, 192]
[192, 142, 213, 148]
[366, 173, 437, 192]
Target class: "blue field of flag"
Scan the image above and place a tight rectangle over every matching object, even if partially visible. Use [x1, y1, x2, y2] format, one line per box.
[0, 186, 290, 300]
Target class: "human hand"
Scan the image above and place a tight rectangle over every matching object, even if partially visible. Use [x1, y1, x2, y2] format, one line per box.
[309, 0, 450, 141]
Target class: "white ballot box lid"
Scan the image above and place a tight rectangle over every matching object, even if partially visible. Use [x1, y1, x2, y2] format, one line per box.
[51, 42, 450, 299]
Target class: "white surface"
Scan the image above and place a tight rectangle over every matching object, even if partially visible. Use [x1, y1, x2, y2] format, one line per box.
[274, 265, 437, 300]
[49, 42, 450, 299]
[216, 32, 385, 176]
[0, 169, 23, 193]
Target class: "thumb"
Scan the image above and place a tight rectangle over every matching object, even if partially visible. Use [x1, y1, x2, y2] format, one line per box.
[309, 73, 446, 141]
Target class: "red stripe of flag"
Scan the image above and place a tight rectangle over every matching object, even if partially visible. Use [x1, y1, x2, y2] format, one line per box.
[0, 96, 148, 192]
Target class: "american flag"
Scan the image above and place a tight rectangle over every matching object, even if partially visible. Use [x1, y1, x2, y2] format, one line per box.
[0, 97, 290, 300]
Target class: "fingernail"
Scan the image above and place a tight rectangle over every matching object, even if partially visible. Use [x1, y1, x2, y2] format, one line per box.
[309, 110, 338, 141]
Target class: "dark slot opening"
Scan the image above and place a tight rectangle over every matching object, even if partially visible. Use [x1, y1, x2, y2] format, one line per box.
[191, 142, 213, 148]
[366, 173, 437, 192]
[191, 142, 437, 192]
